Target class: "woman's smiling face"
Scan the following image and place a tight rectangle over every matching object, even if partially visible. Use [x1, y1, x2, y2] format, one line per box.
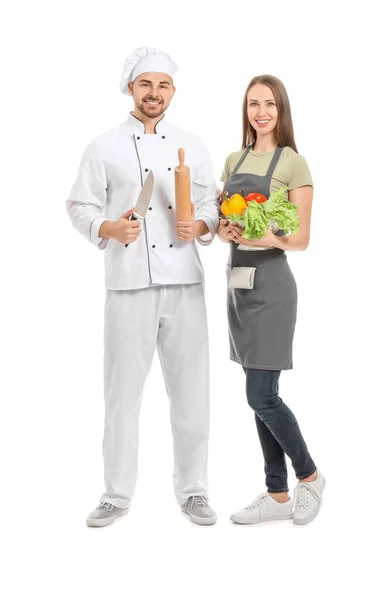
[247, 83, 278, 137]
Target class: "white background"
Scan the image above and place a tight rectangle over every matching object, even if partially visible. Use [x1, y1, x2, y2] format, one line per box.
[1, 0, 389, 598]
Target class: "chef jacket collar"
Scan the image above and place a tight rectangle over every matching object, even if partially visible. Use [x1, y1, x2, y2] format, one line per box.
[127, 111, 168, 135]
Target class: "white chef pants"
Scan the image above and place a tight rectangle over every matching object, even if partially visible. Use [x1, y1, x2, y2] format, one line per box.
[99, 283, 210, 509]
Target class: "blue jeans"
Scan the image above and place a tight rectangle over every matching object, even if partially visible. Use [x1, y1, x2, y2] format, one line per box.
[244, 367, 316, 493]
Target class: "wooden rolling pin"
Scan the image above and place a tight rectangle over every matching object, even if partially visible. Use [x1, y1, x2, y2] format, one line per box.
[174, 148, 192, 221]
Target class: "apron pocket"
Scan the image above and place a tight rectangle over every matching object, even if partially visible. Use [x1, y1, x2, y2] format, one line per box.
[228, 266, 256, 289]
[229, 267, 265, 306]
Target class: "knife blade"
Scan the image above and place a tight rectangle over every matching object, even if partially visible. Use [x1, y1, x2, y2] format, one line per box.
[125, 171, 154, 247]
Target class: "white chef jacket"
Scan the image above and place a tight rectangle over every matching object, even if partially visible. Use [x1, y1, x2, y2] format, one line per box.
[66, 112, 221, 290]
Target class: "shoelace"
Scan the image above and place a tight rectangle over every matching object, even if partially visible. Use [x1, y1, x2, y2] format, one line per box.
[100, 501, 114, 512]
[245, 493, 268, 510]
[293, 482, 322, 510]
[185, 496, 208, 509]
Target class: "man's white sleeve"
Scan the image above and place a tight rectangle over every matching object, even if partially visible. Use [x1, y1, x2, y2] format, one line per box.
[66, 141, 109, 250]
[192, 143, 221, 246]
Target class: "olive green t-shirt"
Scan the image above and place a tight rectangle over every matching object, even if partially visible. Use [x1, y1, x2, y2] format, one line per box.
[220, 146, 313, 200]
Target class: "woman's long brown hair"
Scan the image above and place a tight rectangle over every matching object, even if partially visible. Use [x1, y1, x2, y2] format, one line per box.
[242, 75, 298, 153]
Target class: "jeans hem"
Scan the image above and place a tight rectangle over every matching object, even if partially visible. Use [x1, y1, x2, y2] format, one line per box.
[297, 466, 317, 480]
[267, 488, 289, 493]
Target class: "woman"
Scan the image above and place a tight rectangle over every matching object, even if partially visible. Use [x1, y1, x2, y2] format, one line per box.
[218, 75, 325, 526]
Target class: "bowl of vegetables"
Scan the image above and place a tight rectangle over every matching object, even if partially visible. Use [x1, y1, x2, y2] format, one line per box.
[221, 187, 300, 240]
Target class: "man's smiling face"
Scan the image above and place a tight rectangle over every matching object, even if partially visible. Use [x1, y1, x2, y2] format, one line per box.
[128, 72, 176, 119]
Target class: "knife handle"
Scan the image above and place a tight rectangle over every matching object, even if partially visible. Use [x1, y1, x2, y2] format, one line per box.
[125, 214, 138, 247]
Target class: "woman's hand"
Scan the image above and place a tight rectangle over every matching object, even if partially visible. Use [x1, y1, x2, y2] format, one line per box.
[217, 218, 241, 243]
[233, 227, 278, 248]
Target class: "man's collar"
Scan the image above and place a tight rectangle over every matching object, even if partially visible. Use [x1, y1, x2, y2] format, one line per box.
[127, 111, 168, 134]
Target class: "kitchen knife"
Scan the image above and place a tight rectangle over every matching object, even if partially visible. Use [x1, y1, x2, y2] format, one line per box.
[125, 170, 154, 247]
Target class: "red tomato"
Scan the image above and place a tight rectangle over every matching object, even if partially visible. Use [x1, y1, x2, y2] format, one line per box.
[245, 192, 268, 204]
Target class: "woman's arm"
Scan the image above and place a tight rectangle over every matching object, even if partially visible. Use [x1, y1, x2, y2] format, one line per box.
[273, 185, 313, 251]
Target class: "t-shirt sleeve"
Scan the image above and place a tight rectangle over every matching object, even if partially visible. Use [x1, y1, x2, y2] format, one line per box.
[220, 155, 232, 183]
[288, 154, 314, 190]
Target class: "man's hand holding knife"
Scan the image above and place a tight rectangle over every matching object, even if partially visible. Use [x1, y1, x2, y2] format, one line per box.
[99, 208, 142, 245]
[98, 171, 153, 246]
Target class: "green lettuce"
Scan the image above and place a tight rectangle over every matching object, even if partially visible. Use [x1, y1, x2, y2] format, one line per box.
[226, 187, 300, 240]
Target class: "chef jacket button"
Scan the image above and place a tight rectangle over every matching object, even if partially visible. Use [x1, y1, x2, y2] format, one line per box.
[145, 168, 149, 172]
[168, 206, 172, 209]
[137, 136, 140, 140]
[152, 245, 156, 248]
[168, 167, 171, 171]
[149, 207, 152, 210]
[169, 244, 173, 248]
[162, 135, 166, 139]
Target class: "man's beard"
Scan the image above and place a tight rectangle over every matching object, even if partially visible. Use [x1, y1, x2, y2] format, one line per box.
[136, 97, 165, 119]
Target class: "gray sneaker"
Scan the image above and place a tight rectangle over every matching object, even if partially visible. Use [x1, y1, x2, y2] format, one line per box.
[86, 502, 129, 528]
[181, 496, 217, 526]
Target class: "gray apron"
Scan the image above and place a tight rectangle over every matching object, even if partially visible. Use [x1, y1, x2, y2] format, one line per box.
[223, 145, 297, 370]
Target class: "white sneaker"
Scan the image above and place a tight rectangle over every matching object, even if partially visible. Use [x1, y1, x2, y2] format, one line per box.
[293, 470, 326, 525]
[230, 492, 293, 525]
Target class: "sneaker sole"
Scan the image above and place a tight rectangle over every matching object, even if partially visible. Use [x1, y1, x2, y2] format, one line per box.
[86, 510, 129, 528]
[292, 506, 320, 526]
[182, 510, 217, 526]
[230, 513, 292, 525]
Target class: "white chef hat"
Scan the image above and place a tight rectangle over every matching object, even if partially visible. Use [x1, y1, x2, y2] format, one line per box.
[120, 47, 178, 95]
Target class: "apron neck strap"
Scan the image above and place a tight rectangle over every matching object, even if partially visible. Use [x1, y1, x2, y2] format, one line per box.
[231, 144, 284, 179]
[265, 145, 283, 178]
[230, 145, 252, 177]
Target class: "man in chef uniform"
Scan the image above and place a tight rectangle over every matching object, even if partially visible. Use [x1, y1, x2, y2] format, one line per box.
[66, 47, 220, 527]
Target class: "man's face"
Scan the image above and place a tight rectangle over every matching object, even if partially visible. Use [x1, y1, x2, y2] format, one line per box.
[128, 72, 176, 118]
